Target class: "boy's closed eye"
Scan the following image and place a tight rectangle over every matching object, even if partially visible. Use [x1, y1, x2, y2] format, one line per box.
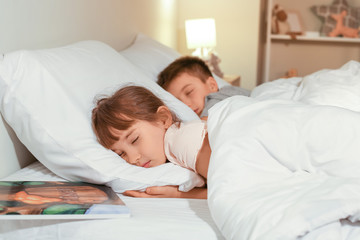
[185, 89, 194, 96]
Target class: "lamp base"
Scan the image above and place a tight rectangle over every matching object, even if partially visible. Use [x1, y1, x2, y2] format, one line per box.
[191, 47, 212, 59]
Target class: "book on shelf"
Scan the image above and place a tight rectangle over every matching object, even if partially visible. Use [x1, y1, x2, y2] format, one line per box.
[0, 181, 130, 219]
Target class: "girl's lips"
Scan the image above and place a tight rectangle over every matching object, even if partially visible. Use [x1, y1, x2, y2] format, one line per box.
[142, 161, 151, 168]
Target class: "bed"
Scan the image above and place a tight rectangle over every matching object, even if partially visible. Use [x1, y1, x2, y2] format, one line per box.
[207, 60, 360, 239]
[3, 50, 360, 240]
[0, 30, 229, 239]
[0, 162, 222, 239]
[0, 33, 229, 240]
[0, 1, 224, 239]
[2, 2, 360, 240]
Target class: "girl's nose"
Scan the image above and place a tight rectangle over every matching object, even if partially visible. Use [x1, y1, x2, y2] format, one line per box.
[128, 149, 141, 165]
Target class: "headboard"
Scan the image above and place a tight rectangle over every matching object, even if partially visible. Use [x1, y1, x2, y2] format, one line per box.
[0, 0, 148, 178]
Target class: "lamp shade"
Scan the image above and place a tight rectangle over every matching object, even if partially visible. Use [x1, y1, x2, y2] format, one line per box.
[185, 18, 216, 49]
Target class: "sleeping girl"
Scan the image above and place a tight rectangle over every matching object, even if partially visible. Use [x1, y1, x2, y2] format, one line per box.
[92, 85, 209, 199]
[92, 84, 360, 200]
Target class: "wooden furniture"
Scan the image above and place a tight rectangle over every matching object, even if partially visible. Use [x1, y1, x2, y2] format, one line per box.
[263, 0, 360, 83]
[223, 74, 241, 86]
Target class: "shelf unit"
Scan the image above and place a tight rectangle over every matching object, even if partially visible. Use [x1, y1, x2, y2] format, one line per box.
[271, 34, 360, 43]
[263, 0, 360, 83]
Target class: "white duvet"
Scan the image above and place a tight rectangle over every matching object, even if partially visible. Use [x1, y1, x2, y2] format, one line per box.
[207, 61, 360, 240]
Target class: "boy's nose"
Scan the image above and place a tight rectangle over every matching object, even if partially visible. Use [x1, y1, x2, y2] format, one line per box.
[183, 99, 192, 108]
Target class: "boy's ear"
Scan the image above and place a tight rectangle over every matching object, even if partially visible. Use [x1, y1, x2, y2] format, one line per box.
[206, 77, 219, 92]
[157, 106, 173, 128]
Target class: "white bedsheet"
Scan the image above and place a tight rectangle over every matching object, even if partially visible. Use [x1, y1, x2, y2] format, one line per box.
[0, 162, 224, 240]
[207, 60, 360, 240]
[252, 60, 360, 112]
[3, 61, 360, 240]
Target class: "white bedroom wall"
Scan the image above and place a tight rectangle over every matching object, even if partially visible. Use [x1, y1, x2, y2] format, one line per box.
[0, 0, 179, 53]
[1, 0, 260, 89]
[177, 0, 261, 90]
[131, 0, 178, 49]
[0, 0, 142, 53]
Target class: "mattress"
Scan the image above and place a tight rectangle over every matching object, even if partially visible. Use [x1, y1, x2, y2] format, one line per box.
[0, 162, 224, 240]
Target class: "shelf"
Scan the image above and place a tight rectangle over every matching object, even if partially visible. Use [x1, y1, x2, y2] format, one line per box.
[271, 34, 360, 43]
[262, 0, 360, 83]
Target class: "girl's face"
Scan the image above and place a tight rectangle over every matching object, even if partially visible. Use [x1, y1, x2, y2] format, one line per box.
[109, 119, 168, 168]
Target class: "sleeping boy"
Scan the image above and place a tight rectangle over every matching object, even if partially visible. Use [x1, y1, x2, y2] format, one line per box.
[157, 56, 251, 119]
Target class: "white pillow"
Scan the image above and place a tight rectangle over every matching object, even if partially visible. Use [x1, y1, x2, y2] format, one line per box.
[120, 33, 181, 81]
[0, 40, 204, 193]
[120, 33, 229, 88]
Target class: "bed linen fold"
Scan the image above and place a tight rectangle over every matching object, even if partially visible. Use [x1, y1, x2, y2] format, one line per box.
[207, 60, 360, 239]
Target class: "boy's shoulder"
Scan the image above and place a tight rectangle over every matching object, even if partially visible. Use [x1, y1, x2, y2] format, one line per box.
[200, 85, 251, 118]
[218, 85, 251, 97]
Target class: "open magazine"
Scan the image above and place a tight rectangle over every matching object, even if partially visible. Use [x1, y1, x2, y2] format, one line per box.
[0, 181, 130, 219]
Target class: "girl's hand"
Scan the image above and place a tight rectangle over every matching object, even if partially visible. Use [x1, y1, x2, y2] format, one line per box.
[123, 185, 181, 198]
[123, 186, 207, 199]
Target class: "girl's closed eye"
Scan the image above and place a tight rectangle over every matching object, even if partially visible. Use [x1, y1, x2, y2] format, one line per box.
[131, 136, 139, 144]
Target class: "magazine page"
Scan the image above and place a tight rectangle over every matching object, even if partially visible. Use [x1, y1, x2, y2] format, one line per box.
[0, 181, 130, 219]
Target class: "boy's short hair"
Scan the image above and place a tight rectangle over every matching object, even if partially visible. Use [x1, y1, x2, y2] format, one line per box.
[157, 56, 213, 90]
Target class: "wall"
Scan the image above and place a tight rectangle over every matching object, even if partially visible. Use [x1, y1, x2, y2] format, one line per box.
[130, 0, 178, 49]
[0, 0, 178, 52]
[0, 0, 139, 53]
[0, 0, 259, 89]
[131, 0, 262, 89]
[177, 0, 261, 90]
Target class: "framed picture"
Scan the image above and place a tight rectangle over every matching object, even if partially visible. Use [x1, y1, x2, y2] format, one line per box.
[287, 11, 303, 34]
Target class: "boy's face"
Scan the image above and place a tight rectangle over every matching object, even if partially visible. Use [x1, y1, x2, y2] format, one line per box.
[166, 72, 218, 116]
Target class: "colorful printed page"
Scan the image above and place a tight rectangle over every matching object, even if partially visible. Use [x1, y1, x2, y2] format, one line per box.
[0, 181, 130, 219]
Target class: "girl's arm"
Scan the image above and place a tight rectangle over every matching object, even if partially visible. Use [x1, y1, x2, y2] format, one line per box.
[123, 186, 207, 199]
[195, 133, 211, 179]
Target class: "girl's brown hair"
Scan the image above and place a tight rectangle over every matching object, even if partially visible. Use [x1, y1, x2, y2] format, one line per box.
[92, 85, 178, 148]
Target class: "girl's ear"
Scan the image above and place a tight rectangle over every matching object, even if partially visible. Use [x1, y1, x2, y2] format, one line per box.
[205, 77, 219, 92]
[157, 106, 173, 129]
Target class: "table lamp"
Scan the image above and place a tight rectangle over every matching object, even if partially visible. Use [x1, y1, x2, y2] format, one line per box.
[185, 18, 217, 59]
[185, 18, 224, 78]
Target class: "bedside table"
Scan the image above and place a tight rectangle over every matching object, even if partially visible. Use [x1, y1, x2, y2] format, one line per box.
[223, 75, 241, 86]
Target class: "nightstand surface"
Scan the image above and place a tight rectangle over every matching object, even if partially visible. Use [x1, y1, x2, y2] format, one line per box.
[223, 75, 241, 86]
